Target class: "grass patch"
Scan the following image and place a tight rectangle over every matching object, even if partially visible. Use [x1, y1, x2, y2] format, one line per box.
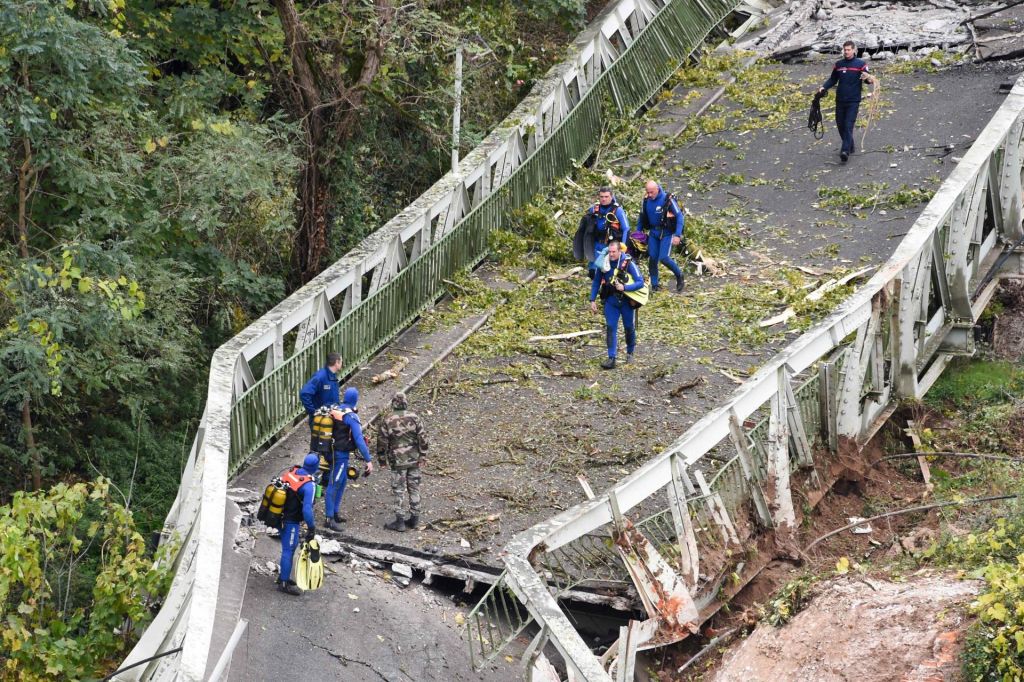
[926, 360, 1024, 408]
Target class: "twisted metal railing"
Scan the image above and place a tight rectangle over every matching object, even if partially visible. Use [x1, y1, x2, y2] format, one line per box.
[495, 79, 1024, 680]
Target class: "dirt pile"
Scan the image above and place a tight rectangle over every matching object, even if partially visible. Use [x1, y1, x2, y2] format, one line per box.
[710, 574, 980, 682]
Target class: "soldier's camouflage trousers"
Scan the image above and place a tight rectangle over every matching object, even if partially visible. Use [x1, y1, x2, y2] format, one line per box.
[391, 466, 421, 516]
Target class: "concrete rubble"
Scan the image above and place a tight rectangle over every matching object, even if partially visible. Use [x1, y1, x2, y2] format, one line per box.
[740, 0, 1024, 62]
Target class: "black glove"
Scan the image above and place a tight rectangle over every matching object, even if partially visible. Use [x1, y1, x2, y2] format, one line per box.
[305, 528, 316, 542]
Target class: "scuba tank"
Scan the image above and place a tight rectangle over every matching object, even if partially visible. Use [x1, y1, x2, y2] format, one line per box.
[256, 478, 287, 529]
[310, 406, 334, 454]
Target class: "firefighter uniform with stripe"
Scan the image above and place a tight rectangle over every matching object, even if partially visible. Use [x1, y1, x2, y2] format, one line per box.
[820, 53, 872, 160]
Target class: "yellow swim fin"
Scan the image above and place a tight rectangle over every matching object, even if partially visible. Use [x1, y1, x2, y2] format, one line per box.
[305, 539, 324, 590]
[294, 541, 312, 591]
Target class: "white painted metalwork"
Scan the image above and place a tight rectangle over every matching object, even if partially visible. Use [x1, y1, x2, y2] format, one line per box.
[500, 79, 1024, 681]
[113, 0, 719, 678]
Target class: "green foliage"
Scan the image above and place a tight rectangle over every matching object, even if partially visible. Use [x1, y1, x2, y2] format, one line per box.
[926, 514, 1024, 681]
[816, 182, 935, 215]
[760, 575, 818, 627]
[0, 478, 175, 680]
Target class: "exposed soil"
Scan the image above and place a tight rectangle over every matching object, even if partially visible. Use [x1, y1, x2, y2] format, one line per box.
[993, 280, 1024, 361]
[710, 573, 980, 682]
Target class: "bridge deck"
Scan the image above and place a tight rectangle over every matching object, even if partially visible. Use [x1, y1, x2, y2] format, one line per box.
[227, 58, 1015, 680]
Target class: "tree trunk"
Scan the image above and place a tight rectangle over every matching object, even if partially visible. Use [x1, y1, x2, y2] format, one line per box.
[23, 401, 41, 490]
[272, 0, 394, 284]
[17, 81, 40, 489]
[17, 137, 31, 259]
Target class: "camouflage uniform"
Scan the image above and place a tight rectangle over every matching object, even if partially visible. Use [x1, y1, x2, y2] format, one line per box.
[378, 392, 429, 518]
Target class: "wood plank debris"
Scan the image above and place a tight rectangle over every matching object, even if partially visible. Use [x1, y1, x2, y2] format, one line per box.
[528, 329, 602, 342]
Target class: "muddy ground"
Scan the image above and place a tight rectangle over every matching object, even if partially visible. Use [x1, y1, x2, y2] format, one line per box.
[709, 573, 980, 682]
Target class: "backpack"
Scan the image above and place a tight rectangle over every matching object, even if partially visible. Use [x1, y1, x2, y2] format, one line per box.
[332, 406, 357, 452]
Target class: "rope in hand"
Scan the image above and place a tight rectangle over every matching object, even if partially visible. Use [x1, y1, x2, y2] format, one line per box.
[808, 91, 825, 140]
[860, 76, 881, 149]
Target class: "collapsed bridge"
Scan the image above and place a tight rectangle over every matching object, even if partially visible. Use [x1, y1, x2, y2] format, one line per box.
[109, 0, 1024, 680]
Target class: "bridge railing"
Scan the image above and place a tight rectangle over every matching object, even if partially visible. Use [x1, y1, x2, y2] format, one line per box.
[114, 0, 745, 678]
[498, 81, 1024, 681]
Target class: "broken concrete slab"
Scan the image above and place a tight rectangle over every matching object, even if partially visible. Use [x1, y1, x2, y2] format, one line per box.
[742, 0, 988, 58]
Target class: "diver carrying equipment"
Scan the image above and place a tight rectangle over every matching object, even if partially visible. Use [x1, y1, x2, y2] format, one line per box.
[258, 465, 314, 529]
[627, 230, 648, 259]
[808, 91, 824, 140]
[294, 539, 324, 591]
[256, 478, 287, 529]
[347, 462, 361, 480]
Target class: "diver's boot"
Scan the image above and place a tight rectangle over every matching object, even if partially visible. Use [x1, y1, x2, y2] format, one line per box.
[278, 580, 301, 596]
[385, 514, 408, 532]
[405, 514, 420, 530]
[600, 357, 616, 370]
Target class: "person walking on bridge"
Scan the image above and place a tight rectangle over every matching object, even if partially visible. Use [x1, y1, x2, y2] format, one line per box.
[378, 391, 429, 532]
[324, 387, 374, 531]
[276, 453, 319, 595]
[818, 40, 877, 163]
[590, 240, 645, 369]
[300, 352, 341, 427]
[574, 187, 630, 279]
[637, 181, 684, 293]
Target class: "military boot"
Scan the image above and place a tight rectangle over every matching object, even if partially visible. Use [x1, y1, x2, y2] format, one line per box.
[405, 515, 420, 530]
[384, 514, 408, 532]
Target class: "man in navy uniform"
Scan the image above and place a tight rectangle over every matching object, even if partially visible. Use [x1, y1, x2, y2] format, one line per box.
[818, 40, 877, 163]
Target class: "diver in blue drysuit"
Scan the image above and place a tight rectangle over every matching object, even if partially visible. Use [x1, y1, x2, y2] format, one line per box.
[637, 181, 684, 293]
[299, 352, 341, 426]
[278, 453, 319, 596]
[586, 188, 630, 278]
[324, 387, 374, 530]
[590, 240, 645, 369]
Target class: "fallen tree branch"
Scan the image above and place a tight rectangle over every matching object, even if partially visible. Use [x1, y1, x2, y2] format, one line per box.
[804, 494, 1019, 552]
[759, 307, 795, 328]
[874, 451, 1021, 465]
[806, 265, 874, 302]
[371, 356, 409, 384]
[676, 627, 742, 675]
[528, 329, 602, 342]
[547, 266, 583, 281]
[670, 375, 707, 397]
[719, 368, 746, 385]
[442, 278, 470, 294]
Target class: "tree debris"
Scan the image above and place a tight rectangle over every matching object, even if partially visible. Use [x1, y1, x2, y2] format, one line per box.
[759, 307, 796, 328]
[528, 329, 602, 342]
[371, 356, 409, 384]
[546, 266, 583, 281]
[670, 375, 707, 397]
[806, 266, 874, 303]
